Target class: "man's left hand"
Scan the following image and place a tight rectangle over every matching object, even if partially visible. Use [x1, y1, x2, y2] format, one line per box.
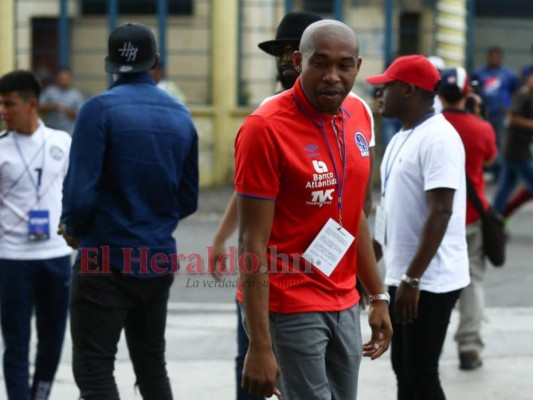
[363, 301, 392, 359]
[393, 283, 420, 324]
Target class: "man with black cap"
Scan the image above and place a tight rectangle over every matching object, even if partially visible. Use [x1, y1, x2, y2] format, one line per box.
[367, 55, 470, 399]
[438, 67, 498, 371]
[60, 23, 198, 400]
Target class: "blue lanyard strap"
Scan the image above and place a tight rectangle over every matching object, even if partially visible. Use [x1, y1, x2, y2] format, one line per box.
[382, 112, 434, 197]
[12, 128, 46, 202]
[294, 95, 347, 225]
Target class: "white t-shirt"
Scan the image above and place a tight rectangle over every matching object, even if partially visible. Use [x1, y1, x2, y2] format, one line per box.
[379, 113, 469, 293]
[0, 121, 72, 260]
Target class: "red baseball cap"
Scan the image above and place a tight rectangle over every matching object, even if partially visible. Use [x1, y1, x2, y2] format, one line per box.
[366, 55, 441, 93]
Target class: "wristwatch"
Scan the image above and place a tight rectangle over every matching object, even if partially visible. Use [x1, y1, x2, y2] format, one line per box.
[368, 292, 390, 304]
[401, 273, 420, 289]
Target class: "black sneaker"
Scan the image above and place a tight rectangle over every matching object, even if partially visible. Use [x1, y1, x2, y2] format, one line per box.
[459, 351, 482, 370]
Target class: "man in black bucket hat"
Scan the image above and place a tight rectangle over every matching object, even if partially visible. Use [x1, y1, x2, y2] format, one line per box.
[61, 22, 199, 400]
[258, 12, 323, 91]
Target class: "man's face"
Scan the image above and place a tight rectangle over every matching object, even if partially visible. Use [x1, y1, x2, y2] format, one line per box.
[275, 41, 299, 90]
[294, 33, 360, 115]
[375, 81, 408, 119]
[0, 91, 36, 133]
[487, 50, 502, 68]
[56, 70, 72, 89]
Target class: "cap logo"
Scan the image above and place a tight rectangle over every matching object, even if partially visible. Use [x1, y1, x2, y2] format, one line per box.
[119, 65, 134, 73]
[118, 42, 138, 62]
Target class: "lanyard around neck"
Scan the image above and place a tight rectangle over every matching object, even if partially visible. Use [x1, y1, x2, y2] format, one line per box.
[294, 96, 347, 225]
[12, 128, 46, 202]
[382, 112, 434, 197]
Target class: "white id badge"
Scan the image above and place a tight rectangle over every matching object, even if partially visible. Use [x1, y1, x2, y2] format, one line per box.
[374, 204, 387, 246]
[302, 218, 355, 277]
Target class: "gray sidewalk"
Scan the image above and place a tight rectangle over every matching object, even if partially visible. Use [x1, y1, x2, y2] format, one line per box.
[33, 305, 533, 399]
[3, 184, 533, 399]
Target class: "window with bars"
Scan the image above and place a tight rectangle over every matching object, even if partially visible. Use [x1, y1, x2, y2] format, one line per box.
[80, 0, 193, 16]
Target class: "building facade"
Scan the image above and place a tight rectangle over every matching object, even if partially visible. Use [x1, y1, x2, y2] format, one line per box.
[1, 0, 532, 185]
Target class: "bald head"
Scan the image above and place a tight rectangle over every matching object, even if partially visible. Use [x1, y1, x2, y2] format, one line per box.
[299, 20, 359, 58]
[293, 20, 361, 115]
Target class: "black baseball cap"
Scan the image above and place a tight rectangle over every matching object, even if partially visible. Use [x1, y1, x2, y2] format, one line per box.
[258, 12, 322, 56]
[105, 23, 157, 74]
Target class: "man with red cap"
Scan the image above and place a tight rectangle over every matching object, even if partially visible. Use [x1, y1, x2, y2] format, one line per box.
[367, 55, 470, 400]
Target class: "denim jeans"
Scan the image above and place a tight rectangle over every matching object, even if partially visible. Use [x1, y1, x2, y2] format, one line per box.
[492, 158, 533, 214]
[389, 286, 461, 400]
[70, 262, 174, 400]
[0, 256, 71, 400]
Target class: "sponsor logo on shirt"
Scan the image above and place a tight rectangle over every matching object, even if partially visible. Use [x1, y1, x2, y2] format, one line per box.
[312, 160, 328, 173]
[307, 189, 335, 207]
[304, 143, 320, 158]
[484, 76, 501, 94]
[354, 132, 369, 157]
[306, 160, 337, 190]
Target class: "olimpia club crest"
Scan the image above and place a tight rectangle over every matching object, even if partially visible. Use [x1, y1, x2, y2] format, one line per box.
[354, 132, 369, 157]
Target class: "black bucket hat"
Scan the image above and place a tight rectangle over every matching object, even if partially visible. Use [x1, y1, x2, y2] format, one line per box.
[258, 11, 322, 56]
[105, 23, 157, 74]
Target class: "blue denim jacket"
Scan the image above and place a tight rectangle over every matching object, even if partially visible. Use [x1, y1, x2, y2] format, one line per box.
[62, 72, 198, 277]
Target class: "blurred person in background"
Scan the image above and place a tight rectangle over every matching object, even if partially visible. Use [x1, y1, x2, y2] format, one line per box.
[473, 46, 521, 182]
[439, 67, 498, 370]
[492, 70, 533, 218]
[39, 68, 84, 135]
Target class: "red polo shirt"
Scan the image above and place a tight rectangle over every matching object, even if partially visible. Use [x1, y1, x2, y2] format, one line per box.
[234, 78, 373, 313]
[443, 109, 497, 224]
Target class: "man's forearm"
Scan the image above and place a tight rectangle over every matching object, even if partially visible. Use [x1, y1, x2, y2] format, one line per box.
[214, 194, 238, 245]
[405, 209, 450, 278]
[239, 245, 271, 349]
[356, 211, 385, 295]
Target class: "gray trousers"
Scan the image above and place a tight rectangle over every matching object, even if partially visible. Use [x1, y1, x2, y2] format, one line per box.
[455, 221, 486, 353]
[266, 304, 363, 400]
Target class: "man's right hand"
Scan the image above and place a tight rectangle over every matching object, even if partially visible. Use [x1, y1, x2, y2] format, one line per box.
[58, 222, 79, 249]
[242, 345, 282, 398]
[209, 240, 227, 281]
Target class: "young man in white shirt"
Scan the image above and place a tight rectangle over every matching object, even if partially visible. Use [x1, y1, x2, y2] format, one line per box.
[367, 55, 470, 400]
[0, 70, 72, 400]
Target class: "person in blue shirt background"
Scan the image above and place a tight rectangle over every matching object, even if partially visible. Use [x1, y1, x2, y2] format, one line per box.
[60, 22, 198, 400]
[473, 46, 521, 181]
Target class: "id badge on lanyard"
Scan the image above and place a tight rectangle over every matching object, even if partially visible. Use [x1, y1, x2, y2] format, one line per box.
[302, 218, 355, 277]
[13, 129, 50, 242]
[28, 210, 50, 241]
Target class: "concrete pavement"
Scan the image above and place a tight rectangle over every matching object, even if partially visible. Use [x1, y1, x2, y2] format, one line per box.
[3, 185, 533, 399]
[27, 305, 533, 399]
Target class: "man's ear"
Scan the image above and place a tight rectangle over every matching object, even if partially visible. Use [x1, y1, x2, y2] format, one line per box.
[28, 96, 38, 111]
[403, 83, 416, 97]
[151, 53, 160, 70]
[293, 51, 303, 74]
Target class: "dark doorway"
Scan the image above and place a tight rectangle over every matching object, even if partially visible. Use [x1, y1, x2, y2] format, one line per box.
[399, 12, 420, 56]
[32, 17, 59, 87]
